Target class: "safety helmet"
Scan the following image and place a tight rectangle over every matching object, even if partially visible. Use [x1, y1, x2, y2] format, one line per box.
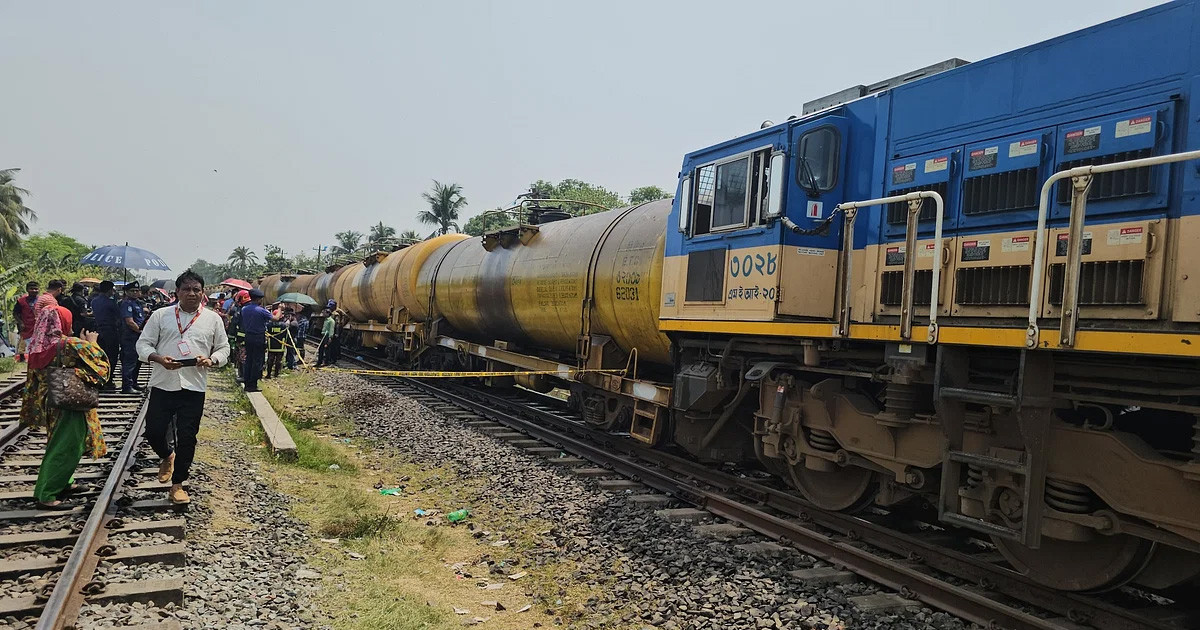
[235, 289, 251, 305]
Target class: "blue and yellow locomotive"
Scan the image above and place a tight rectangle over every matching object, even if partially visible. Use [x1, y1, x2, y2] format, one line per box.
[273, 1, 1200, 593]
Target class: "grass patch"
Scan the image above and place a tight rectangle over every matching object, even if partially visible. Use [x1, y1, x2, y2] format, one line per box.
[0, 357, 17, 374]
[230, 370, 601, 630]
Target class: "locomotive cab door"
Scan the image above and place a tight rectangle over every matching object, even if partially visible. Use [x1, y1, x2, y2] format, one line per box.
[777, 116, 849, 319]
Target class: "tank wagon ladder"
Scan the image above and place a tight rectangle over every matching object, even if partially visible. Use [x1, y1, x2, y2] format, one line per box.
[834, 191, 946, 343]
[1028, 148, 1200, 348]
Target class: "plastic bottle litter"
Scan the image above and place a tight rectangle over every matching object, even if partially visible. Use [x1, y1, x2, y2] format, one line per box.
[447, 509, 470, 522]
[378, 488, 403, 496]
[414, 508, 428, 516]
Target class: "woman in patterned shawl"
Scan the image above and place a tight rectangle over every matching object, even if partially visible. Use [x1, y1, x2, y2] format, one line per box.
[19, 304, 111, 508]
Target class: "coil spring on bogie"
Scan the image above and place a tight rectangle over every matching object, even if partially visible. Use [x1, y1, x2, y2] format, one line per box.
[808, 429, 839, 452]
[966, 465, 983, 488]
[1045, 478, 1096, 514]
[1192, 415, 1200, 460]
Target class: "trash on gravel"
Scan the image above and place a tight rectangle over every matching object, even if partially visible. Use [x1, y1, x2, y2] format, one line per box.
[507, 572, 527, 580]
[453, 607, 470, 615]
[414, 508, 428, 516]
[327, 464, 341, 471]
[346, 552, 365, 560]
[378, 488, 403, 496]
[516, 605, 531, 613]
[447, 508, 470, 522]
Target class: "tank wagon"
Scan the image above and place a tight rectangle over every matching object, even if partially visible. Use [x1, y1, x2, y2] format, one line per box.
[285, 2, 1200, 593]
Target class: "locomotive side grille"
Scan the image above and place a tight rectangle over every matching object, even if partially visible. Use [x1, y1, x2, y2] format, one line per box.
[879, 270, 932, 306]
[1056, 148, 1155, 204]
[685, 248, 726, 302]
[963, 167, 1039, 215]
[954, 266, 1031, 306]
[1048, 260, 1145, 306]
[886, 182, 949, 224]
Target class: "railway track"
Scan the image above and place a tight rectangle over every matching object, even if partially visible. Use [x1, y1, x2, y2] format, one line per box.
[0, 368, 188, 630]
[320, 346, 1197, 630]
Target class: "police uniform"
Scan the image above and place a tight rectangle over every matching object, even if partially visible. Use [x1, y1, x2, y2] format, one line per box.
[119, 284, 147, 392]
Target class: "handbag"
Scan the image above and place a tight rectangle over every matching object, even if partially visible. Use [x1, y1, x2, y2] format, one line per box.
[46, 342, 100, 411]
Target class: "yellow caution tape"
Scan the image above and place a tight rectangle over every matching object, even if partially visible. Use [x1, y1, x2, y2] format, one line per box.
[310, 366, 624, 379]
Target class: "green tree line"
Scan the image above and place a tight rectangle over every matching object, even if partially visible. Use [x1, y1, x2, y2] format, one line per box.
[204, 178, 671, 281]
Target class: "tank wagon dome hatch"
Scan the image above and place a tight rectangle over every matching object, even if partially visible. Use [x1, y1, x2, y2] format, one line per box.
[481, 196, 614, 251]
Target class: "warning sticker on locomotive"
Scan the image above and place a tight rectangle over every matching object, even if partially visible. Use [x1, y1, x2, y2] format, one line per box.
[1115, 116, 1153, 138]
[892, 163, 916, 185]
[1001, 235, 1030, 252]
[663, 292, 676, 307]
[968, 147, 998, 171]
[885, 245, 906, 266]
[796, 247, 825, 257]
[1009, 138, 1038, 158]
[1106, 226, 1145, 245]
[924, 156, 949, 174]
[1064, 126, 1101, 154]
[960, 239, 991, 262]
[918, 242, 937, 258]
[1056, 232, 1093, 256]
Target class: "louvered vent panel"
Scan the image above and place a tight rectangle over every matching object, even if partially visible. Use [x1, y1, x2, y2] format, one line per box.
[963, 167, 1039, 215]
[880, 270, 932, 306]
[1056, 148, 1154, 204]
[1048, 260, 1145, 306]
[954, 266, 1031, 306]
[886, 182, 949, 224]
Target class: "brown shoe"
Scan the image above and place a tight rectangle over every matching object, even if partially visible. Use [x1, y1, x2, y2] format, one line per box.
[168, 484, 190, 504]
[157, 453, 175, 484]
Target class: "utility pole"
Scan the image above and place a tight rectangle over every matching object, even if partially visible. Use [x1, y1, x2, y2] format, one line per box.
[313, 244, 328, 267]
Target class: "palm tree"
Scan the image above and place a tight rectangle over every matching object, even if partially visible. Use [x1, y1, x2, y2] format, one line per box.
[332, 230, 363, 256]
[367, 222, 396, 250]
[0, 169, 37, 256]
[418, 180, 466, 236]
[227, 246, 259, 275]
[397, 229, 421, 245]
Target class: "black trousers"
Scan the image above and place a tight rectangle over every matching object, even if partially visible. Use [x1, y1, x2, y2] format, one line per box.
[96, 329, 120, 387]
[144, 387, 206, 484]
[316, 337, 332, 366]
[244, 335, 266, 391]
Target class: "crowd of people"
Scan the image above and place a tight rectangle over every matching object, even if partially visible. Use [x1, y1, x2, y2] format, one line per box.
[12, 270, 345, 510]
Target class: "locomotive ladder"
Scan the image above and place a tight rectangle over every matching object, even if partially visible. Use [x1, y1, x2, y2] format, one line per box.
[1027, 148, 1200, 347]
[834, 190, 946, 342]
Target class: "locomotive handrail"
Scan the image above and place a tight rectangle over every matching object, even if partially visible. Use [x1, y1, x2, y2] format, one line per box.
[833, 190, 945, 343]
[1025, 148, 1200, 348]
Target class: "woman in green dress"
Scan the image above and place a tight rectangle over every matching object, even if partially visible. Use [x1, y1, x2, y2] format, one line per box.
[19, 304, 110, 508]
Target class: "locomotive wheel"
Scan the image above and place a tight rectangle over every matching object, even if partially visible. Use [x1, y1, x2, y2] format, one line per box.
[788, 461, 877, 512]
[993, 533, 1155, 592]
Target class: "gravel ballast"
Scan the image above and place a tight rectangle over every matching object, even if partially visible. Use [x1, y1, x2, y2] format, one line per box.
[310, 371, 975, 630]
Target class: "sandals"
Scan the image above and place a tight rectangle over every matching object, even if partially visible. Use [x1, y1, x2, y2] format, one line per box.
[36, 500, 74, 510]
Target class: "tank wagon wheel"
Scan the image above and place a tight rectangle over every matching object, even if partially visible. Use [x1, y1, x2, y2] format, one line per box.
[992, 533, 1155, 592]
[787, 461, 878, 513]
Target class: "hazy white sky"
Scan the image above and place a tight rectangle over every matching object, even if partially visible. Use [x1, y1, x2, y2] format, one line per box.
[1, 0, 1164, 278]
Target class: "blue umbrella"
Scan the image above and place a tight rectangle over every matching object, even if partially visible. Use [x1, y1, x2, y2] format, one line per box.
[80, 244, 171, 271]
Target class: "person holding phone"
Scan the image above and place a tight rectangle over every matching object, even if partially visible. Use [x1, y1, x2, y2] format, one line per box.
[136, 269, 230, 505]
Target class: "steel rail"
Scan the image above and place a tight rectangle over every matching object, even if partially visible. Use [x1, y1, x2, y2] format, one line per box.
[387, 374, 1064, 630]
[35, 395, 151, 630]
[0, 379, 32, 449]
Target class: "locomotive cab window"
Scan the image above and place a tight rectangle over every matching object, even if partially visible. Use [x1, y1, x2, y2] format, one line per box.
[795, 126, 839, 194]
[689, 148, 771, 236]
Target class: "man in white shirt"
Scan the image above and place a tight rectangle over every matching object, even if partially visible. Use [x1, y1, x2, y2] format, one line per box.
[136, 269, 231, 504]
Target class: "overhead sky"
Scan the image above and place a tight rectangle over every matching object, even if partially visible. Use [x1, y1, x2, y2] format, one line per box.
[1, 0, 1165, 278]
